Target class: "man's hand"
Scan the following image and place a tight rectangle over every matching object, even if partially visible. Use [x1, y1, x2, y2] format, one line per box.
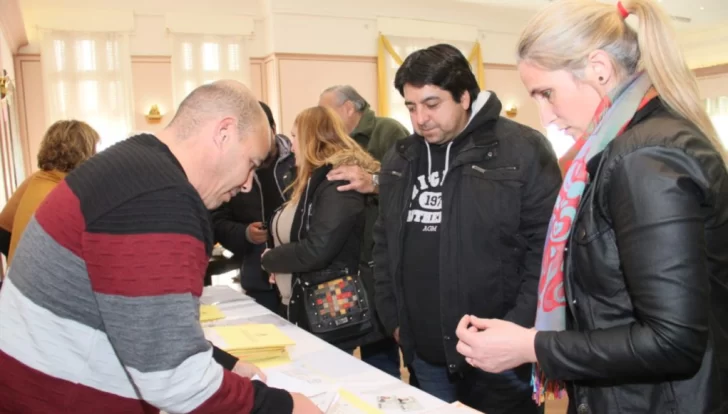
[232, 361, 266, 382]
[327, 165, 376, 194]
[393, 327, 400, 344]
[246, 222, 268, 245]
[291, 393, 324, 413]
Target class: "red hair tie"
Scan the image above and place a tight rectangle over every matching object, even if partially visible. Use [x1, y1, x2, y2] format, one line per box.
[617, 1, 629, 19]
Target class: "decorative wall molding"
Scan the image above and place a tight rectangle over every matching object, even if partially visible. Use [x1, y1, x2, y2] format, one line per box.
[0, 0, 29, 53]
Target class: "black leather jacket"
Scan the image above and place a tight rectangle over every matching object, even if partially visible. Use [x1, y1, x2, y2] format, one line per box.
[261, 165, 368, 347]
[535, 99, 728, 414]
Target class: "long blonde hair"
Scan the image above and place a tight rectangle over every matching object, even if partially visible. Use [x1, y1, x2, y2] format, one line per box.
[517, 0, 727, 162]
[288, 106, 380, 206]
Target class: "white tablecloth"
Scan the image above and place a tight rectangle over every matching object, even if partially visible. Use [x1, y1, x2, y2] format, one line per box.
[200, 285, 482, 413]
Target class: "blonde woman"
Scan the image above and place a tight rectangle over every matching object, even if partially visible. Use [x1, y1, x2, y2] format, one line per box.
[0, 120, 99, 266]
[455, 0, 728, 413]
[262, 106, 379, 350]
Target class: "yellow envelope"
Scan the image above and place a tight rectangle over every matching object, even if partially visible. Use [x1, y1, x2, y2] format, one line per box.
[200, 304, 225, 322]
[252, 351, 292, 369]
[334, 389, 382, 413]
[214, 324, 295, 350]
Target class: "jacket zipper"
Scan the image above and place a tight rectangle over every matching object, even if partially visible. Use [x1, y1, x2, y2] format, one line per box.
[288, 278, 301, 322]
[393, 159, 414, 341]
[252, 174, 273, 289]
[298, 177, 312, 242]
[253, 174, 265, 224]
[273, 157, 285, 201]
[470, 165, 518, 174]
[290, 177, 311, 325]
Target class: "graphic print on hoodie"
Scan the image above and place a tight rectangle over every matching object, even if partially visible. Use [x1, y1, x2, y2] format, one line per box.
[401, 92, 491, 365]
[402, 141, 452, 364]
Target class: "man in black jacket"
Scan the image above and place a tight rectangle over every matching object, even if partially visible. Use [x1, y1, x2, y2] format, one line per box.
[373, 44, 561, 414]
[211, 102, 296, 312]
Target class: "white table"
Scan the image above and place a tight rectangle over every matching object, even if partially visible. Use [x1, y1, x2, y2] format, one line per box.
[200, 285, 482, 413]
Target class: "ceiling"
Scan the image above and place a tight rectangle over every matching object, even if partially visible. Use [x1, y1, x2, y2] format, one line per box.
[457, 0, 728, 29]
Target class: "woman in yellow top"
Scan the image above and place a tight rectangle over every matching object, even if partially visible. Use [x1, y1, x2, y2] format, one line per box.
[0, 120, 99, 266]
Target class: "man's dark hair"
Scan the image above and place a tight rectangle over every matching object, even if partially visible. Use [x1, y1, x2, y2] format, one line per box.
[259, 101, 276, 130]
[394, 44, 480, 110]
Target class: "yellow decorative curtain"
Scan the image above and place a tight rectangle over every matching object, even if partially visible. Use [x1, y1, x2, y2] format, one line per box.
[377, 33, 485, 117]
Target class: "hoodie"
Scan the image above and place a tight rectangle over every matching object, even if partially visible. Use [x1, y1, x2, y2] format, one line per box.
[401, 91, 491, 365]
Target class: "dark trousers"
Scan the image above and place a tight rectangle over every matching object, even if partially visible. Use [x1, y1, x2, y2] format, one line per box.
[411, 355, 541, 414]
[246, 289, 280, 314]
[342, 338, 419, 387]
[359, 338, 401, 379]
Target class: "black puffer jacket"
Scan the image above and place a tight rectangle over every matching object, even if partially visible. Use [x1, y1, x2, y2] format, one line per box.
[373, 92, 562, 372]
[261, 164, 368, 347]
[534, 99, 728, 414]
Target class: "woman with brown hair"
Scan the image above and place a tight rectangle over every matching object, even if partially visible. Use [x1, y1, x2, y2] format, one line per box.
[0, 120, 99, 265]
[455, 0, 728, 413]
[262, 106, 379, 350]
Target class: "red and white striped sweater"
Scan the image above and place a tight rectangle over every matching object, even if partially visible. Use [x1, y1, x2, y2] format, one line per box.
[0, 134, 292, 413]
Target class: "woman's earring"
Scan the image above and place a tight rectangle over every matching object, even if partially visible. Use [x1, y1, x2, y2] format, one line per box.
[599, 76, 605, 83]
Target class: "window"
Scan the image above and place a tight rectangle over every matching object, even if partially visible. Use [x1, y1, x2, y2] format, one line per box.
[545, 125, 576, 158]
[40, 30, 134, 152]
[0, 77, 25, 276]
[171, 34, 250, 108]
[706, 97, 728, 148]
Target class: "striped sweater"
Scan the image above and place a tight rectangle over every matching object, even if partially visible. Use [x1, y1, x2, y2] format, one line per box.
[0, 134, 293, 413]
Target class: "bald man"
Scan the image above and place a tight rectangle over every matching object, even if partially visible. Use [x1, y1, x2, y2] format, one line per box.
[0, 81, 321, 414]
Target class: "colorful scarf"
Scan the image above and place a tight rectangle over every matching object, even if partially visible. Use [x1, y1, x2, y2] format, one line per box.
[532, 72, 657, 404]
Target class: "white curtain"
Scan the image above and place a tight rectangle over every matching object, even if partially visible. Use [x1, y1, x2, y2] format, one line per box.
[1, 77, 25, 200]
[39, 30, 134, 152]
[706, 97, 728, 148]
[545, 125, 576, 158]
[170, 34, 251, 108]
[384, 36, 474, 132]
[1, 76, 25, 275]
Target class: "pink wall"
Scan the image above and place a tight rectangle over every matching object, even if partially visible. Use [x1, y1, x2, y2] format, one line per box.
[14, 55, 44, 173]
[19, 52, 659, 173]
[484, 65, 543, 133]
[131, 57, 174, 134]
[275, 55, 378, 135]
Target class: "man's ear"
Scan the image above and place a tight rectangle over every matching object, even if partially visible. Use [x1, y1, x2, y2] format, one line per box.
[213, 117, 236, 148]
[343, 100, 357, 117]
[458, 90, 472, 111]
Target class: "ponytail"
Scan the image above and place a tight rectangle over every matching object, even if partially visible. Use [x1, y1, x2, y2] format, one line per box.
[623, 0, 727, 162]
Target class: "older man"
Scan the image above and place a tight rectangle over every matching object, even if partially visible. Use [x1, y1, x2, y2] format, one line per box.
[0, 81, 321, 414]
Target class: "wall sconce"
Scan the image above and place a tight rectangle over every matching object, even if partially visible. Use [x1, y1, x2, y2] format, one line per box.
[505, 104, 518, 118]
[0, 70, 8, 100]
[146, 104, 163, 122]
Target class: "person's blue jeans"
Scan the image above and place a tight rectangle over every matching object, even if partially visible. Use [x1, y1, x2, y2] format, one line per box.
[411, 355, 458, 403]
[360, 338, 401, 379]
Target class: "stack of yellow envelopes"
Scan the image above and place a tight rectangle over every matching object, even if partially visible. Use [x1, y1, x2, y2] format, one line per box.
[211, 324, 295, 363]
[200, 304, 225, 322]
